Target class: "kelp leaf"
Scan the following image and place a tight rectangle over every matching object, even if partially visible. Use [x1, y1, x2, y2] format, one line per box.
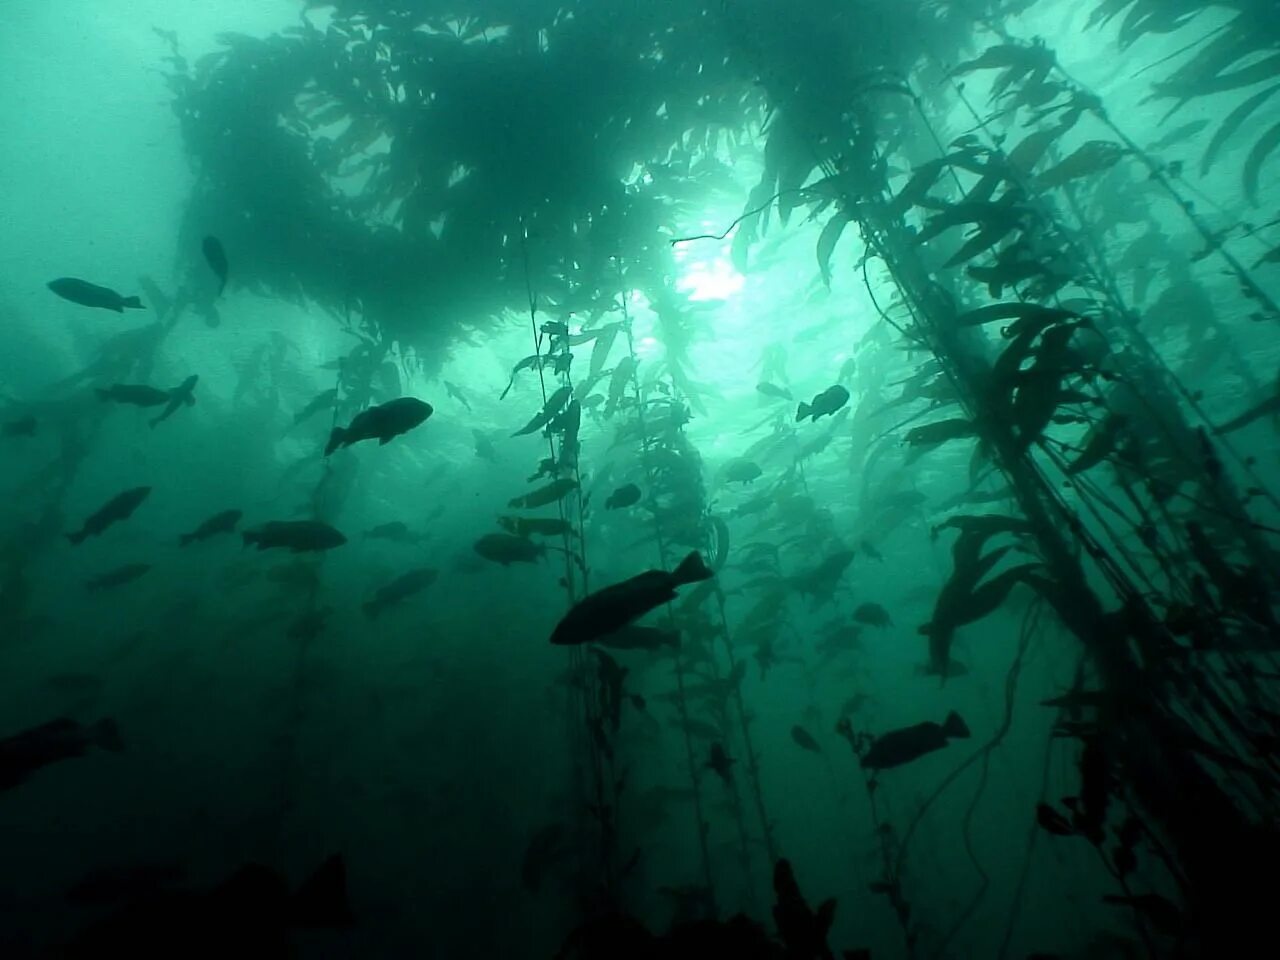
[1201, 84, 1280, 176]
[1243, 118, 1280, 207]
[816, 212, 852, 286]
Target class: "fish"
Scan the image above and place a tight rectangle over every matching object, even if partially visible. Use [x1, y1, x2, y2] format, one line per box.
[473, 533, 547, 565]
[513, 386, 572, 437]
[363, 521, 424, 544]
[861, 711, 970, 770]
[96, 384, 170, 407]
[791, 725, 822, 753]
[325, 398, 433, 455]
[86, 563, 151, 591]
[594, 625, 681, 652]
[178, 509, 242, 547]
[508, 478, 578, 509]
[48, 278, 144, 312]
[853, 602, 893, 628]
[723, 458, 763, 483]
[550, 551, 713, 645]
[605, 483, 642, 509]
[444, 380, 472, 412]
[150, 375, 198, 428]
[67, 486, 151, 545]
[497, 516, 576, 539]
[242, 520, 346, 553]
[706, 742, 735, 783]
[473, 429, 499, 462]
[2, 414, 37, 437]
[293, 389, 338, 426]
[796, 385, 850, 422]
[363, 568, 438, 619]
[202, 236, 228, 296]
[757, 382, 792, 401]
[860, 540, 883, 562]
[0, 717, 124, 792]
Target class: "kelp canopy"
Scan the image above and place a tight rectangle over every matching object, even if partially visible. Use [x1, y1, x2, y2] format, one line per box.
[162, 1, 981, 376]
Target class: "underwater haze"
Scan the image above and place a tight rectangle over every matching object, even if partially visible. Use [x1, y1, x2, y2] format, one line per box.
[3, 1, 1280, 958]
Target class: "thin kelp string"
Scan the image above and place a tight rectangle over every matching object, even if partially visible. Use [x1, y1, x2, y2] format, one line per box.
[614, 256, 717, 903]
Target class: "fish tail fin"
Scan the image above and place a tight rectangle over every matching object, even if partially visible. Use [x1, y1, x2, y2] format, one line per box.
[362, 601, 380, 619]
[94, 718, 125, 753]
[943, 711, 970, 739]
[121, 297, 144, 310]
[672, 550, 713, 585]
[795, 402, 810, 421]
[324, 428, 345, 456]
[66, 531, 85, 546]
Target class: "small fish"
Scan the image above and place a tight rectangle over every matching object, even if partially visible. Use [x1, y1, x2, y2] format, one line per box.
[150, 374, 198, 427]
[594, 625, 681, 652]
[605, 483, 642, 510]
[47, 278, 144, 313]
[473, 533, 546, 566]
[707, 742, 735, 783]
[2, 414, 36, 438]
[363, 521, 423, 544]
[202, 236, 228, 296]
[859, 540, 883, 562]
[790, 725, 822, 753]
[67, 486, 151, 545]
[497, 516, 576, 539]
[861, 711, 969, 770]
[473, 429, 499, 462]
[96, 384, 170, 407]
[444, 380, 472, 412]
[0, 717, 124, 792]
[509, 477, 578, 509]
[853, 602, 893, 628]
[839, 693, 871, 717]
[796, 385, 850, 422]
[294, 388, 338, 426]
[179, 509, 242, 547]
[363, 568, 438, 619]
[757, 382, 792, 401]
[550, 551, 713, 645]
[723, 458, 763, 484]
[325, 398, 433, 455]
[242, 520, 346, 553]
[86, 563, 151, 591]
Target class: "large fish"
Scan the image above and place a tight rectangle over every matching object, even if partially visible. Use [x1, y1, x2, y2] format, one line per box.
[363, 568, 438, 619]
[67, 486, 151, 545]
[86, 563, 151, 591]
[550, 551, 713, 645]
[242, 520, 346, 553]
[325, 398, 432, 455]
[202, 236, 228, 296]
[861, 711, 969, 770]
[96, 384, 170, 407]
[0, 717, 124, 792]
[179, 509, 242, 547]
[48, 278, 144, 312]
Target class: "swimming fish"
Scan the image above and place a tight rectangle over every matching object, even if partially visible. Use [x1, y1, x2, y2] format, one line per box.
[48, 278, 144, 313]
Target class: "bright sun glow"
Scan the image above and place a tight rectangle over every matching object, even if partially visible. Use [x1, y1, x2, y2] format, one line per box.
[676, 256, 743, 302]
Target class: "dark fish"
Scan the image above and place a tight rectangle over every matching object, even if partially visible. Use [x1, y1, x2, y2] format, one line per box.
[86, 563, 151, 591]
[796, 385, 850, 422]
[179, 509, 242, 547]
[473, 429, 499, 462]
[293, 388, 337, 426]
[61, 855, 351, 953]
[67, 486, 151, 545]
[791, 725, 822, 753]
[48, 278, 144, 313]
[594, 625, 681, 652]
[473, 533, 546, 565]
[96, 384, 170, 407]
[707, 742, 735, 783]
[723, 458, 763, 483]
[363, 568, 438, 619]
[862, 711, 969, 770]
[363, 521, 422, 544]
[853, 602, 893, 628]
[605, 483, 642, 509]
[202, 236, 228, 296]
[0, 717, 123, 792]
[150, 375, 198, 428]
[757, 382, 793, 401]
[860, 540, 884, 562]
[2, 414, 36, 437]
[242, 520, 346, 553]
[325, 398, 433, 455]
[508, 478, 578, 509]
[550, 551, 713, 645]
[497, 516, 576, 539]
